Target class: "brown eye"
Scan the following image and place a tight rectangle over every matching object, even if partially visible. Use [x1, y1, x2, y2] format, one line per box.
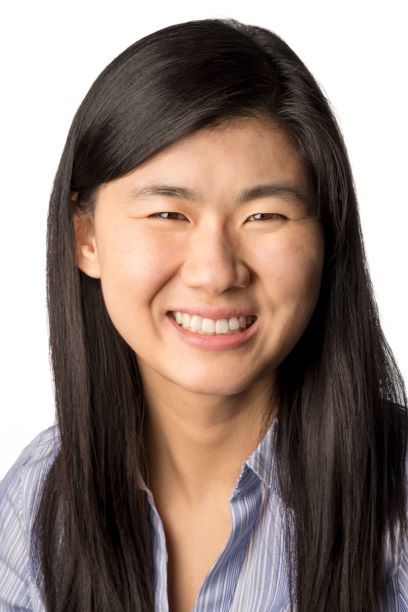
[149, 212, 188, 221]
[247, 213, 288, 222]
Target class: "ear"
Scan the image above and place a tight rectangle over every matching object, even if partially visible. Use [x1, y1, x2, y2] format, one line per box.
[71, 191, 102, 279]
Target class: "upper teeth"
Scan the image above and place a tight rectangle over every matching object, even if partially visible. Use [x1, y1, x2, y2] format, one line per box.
[172, 311, 254, 334]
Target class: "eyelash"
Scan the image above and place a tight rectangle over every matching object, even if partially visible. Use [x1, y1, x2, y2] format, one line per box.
[149, 212, 288, 222]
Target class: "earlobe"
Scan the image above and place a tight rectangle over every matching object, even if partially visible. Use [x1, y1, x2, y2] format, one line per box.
[71, 192, 102, 279]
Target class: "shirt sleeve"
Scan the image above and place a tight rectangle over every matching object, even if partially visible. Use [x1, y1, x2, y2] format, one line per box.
[0, 451, 33, 611]
[397, 539, 408, 610]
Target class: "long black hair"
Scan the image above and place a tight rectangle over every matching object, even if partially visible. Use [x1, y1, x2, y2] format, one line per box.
[31, 17, 408, 611]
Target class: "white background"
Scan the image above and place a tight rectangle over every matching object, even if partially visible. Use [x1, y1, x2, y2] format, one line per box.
[0, 1, 407, 480]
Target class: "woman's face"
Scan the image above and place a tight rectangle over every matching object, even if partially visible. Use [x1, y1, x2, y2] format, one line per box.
[73, 115, 324, 398]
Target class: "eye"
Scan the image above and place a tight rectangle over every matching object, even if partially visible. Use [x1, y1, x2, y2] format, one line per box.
[149, 212, 188, 221]
[247, 213, 288, 222]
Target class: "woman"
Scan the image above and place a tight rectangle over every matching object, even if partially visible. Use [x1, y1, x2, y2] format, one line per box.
[0, 17, 407, 612]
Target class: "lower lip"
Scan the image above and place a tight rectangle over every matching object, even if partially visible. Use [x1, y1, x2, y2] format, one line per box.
[165, 313, 259, 350]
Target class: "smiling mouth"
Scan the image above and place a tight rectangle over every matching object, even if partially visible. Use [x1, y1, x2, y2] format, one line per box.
[168, 311, 257, 335]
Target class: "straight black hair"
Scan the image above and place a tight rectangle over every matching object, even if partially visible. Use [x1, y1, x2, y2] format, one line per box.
[31, 17, 408, 611]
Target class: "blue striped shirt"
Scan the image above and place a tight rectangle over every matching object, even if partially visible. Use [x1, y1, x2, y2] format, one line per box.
[0, 419, 406, 610]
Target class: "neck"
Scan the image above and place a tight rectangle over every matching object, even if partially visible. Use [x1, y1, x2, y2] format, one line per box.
[143, 379, 277, 509]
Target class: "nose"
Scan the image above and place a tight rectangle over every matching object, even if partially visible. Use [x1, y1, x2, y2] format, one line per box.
[180, 224, 250, 294]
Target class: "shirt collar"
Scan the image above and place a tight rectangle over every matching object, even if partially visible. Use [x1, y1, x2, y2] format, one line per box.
[245, 415, 280, 494]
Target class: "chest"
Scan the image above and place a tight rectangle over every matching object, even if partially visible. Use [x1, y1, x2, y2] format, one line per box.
[162, 507, 232, 612]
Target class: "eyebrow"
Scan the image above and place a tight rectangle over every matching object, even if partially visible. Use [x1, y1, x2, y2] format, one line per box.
[126, 182, 311, 207]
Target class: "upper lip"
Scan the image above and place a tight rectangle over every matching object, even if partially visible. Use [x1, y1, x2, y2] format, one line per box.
[167, 306, 257, 320]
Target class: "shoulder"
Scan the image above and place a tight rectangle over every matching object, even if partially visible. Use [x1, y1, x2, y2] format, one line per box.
[0, 425, 60, 609]
[0, 425, 60, 526]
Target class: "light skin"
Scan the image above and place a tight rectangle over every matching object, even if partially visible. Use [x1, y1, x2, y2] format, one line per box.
[72, 115, 325, 519]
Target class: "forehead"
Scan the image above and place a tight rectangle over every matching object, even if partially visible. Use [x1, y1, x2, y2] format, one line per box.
[145, 115, 302, 172]
[100, 115, 310, 200]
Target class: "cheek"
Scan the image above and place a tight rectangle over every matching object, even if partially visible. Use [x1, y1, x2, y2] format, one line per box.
[259, 228, 324, 317]
[97, 228, 171, 328]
